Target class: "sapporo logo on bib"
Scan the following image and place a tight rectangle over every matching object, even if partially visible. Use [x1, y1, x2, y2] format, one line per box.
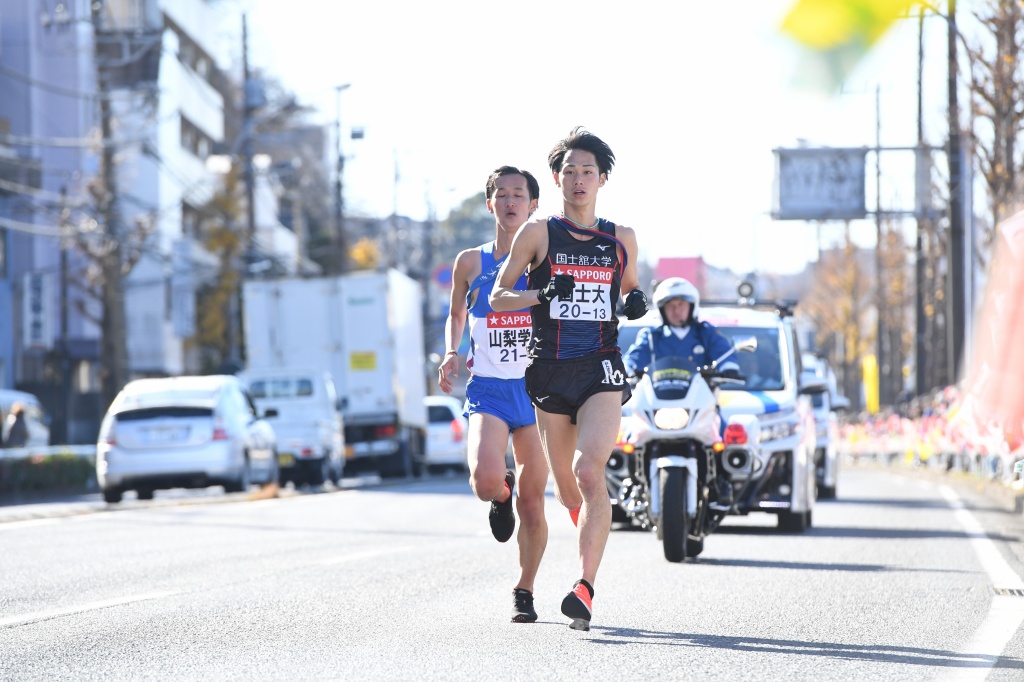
[486, 311, 532, 364]
[548, 266, 614, 321]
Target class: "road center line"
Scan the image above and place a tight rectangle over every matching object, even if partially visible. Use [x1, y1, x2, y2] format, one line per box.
[936, 485, 1024, 682]
[0, 591, 177, 629]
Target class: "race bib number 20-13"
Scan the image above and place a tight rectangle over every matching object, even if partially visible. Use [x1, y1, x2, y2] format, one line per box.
[549, 266, 614, 321]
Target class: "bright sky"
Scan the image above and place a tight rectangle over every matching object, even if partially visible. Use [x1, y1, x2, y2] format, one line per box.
[224, 0, 952, 276]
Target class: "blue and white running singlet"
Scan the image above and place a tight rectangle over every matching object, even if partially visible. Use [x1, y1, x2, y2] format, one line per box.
[466, 241, 532, 379]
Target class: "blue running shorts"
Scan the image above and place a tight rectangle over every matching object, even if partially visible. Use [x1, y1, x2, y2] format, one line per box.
[463, 375, 537, 431]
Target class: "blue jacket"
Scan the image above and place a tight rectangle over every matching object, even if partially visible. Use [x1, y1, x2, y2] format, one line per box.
[623, 320, 739, 378]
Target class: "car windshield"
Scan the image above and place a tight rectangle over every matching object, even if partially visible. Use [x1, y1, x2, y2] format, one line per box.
[116, 406, 214, 421]
[428, 405, 456, 423]
[715, 325, 787, 392]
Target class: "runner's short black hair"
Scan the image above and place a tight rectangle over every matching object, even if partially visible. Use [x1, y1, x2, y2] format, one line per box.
[547, 126, 616, 177]
[485, 166, 540, 201]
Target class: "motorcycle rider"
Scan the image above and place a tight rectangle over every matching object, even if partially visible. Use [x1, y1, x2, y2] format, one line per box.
[622, 277, 740, 505]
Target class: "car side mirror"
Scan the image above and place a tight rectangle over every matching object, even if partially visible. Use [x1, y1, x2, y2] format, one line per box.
[831, 394, 851, 412]
[263, 408, 278, 419]
[798, 372, 828, 395]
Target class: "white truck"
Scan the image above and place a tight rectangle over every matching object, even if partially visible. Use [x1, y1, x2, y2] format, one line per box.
[243, 269, 428, 478]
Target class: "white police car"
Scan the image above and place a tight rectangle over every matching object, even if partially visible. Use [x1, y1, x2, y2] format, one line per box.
[702, 297, 826, 532]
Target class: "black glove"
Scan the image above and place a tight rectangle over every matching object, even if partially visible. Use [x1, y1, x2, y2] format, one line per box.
[536, 274, 575, 305]
[720, 368, 742, 380]
[622, 289, 648, 320]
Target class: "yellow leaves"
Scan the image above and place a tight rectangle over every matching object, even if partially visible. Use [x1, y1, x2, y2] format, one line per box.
[781, 0, 917, 49]
[780, 0, 922, 91]
[349, 237, 380, 269]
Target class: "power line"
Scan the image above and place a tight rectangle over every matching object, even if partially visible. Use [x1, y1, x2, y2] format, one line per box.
[0, 63, 100, 101]
[0, 215, 62, 237]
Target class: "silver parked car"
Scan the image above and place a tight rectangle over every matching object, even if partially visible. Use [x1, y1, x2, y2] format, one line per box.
[96, 375, 278, 503]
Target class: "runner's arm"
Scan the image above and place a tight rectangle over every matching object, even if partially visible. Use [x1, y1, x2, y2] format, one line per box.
[617, 225, 642, 298]
[438, 249, 476, 394]
[490, 221, 544, 312]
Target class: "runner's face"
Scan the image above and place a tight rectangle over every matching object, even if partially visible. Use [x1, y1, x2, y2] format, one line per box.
[487, 174, 536, 231]
[556, 149, 605, 209]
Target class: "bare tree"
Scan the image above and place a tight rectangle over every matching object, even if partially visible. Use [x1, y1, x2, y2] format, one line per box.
[966, 1, 1024, 257]
[801, 225, 874, 411]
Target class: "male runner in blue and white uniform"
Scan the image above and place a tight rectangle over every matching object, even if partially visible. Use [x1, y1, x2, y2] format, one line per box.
[491, 128, 648, 631]
[438, 166, 548, 623]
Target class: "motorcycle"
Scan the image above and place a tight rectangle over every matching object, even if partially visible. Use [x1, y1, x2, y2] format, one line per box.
[607, 337, 759, 562]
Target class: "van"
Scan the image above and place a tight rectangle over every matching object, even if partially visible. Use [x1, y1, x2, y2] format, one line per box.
[0, 389, 51, 448]
[240, 368, 345, 486]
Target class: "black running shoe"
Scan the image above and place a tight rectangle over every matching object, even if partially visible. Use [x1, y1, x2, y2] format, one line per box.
[489, 469, 516, 543]
[511, 588, 537, 623]
[560, 579, 593, 631]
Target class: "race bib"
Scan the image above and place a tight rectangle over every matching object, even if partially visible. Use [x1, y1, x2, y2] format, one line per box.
[549, 266, 614, 322]
[485, 311, 532, 364]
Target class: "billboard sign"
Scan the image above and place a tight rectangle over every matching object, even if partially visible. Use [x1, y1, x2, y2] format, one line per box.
[774, 147, 867, 220]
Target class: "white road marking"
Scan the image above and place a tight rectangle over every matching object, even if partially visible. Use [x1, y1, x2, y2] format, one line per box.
[935, 485, 1024, 682]
[0, 591, 178, 628]
[0, 517, 60, 531]
[316, 547, 408, 566]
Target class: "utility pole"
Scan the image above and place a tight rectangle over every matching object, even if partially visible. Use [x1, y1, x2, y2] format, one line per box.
[915, 7, 928, 397]
[91, 0, 129, 406]
[334, 84, 351, 274]
[242, 14, 257, 263]
[874, 85, 888, 407]
[59, 188, 72, 444]
[947, 0, 966, 382]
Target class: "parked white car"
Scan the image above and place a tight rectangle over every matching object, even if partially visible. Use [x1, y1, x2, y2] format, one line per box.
[0, 389, 50, 448]
[241, 368, 345, 487]
[96, 375, 277, 503]
[423, 395, 468, 473]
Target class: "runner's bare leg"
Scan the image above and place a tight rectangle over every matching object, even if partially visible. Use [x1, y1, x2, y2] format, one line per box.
[511, 425, 548, 591]
[571, 391, 621, 585]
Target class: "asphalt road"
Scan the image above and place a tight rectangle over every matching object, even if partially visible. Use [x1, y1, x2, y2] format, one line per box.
[2, 466, 1024, 681]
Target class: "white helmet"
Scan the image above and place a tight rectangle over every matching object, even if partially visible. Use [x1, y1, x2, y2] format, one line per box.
[653, 277, 699, 326]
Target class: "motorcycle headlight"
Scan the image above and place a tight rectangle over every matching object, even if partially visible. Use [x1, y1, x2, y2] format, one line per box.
[654, 408, 689, 430]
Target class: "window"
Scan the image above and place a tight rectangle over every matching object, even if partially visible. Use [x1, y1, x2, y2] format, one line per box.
[179, 115, 214, 160]
[249, 378, 314, 399]
[428, 405, 456, 423]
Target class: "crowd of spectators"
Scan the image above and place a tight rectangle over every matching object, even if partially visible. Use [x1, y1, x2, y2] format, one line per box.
[838, 384, 1024, 487]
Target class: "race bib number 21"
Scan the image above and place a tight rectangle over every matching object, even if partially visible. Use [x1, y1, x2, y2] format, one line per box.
[549, 266, 614, 321]
[486, 312, 532, 364]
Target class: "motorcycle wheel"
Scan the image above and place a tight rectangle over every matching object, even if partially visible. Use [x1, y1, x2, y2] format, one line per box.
[659, 467, 688, 563]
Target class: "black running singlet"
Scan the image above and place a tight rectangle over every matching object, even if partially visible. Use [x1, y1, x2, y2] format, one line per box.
[528, 217, 623, 360]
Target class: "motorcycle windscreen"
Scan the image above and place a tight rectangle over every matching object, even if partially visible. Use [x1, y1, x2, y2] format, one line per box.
[649, 356, 694, 400]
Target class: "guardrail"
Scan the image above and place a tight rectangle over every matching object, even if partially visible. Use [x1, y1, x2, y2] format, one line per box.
[0, 445, 96, 461]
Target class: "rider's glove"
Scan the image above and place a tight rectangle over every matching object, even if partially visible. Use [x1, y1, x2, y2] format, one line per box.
[623, 289, 649, 320]
[536, 274, 575, 305]
[720, 368, 742, 380]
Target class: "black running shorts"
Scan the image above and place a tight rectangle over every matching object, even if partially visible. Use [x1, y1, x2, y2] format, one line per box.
[524, 353, 631, 424]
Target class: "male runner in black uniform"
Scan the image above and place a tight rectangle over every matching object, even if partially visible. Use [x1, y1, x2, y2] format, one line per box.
[491, 127, 648, 631]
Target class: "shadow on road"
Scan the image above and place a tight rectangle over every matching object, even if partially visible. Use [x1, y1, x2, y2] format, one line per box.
[585, 628, 1024, 671]
[695, 556, 975, 573]
[715, 524, 1020, 543]
[823, 496, 1004, 513]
